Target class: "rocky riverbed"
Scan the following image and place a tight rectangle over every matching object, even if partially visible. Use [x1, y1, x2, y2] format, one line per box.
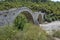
[40, 21, 60, 34]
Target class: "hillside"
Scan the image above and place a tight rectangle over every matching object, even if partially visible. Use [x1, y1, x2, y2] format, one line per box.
[0, 0, 60, 22]
[0, 0, 60, 40]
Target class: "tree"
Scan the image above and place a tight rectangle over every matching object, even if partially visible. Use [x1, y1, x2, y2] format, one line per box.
[40, 0, 50, 2]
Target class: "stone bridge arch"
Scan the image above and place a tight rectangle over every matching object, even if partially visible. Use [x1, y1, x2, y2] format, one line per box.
[13, 7, 34, 23]
[33, 12, 45, 25]
[6, 7, 34, 25]
[0, 7, 45, 26]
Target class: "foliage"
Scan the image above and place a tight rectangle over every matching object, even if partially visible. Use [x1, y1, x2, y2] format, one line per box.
[53, 30, 60, 38]
[14, 14, 27, 30]
[12, 23, 48, 40]
[4, 0, 50, 2]
[0, 0, 59, 40]
[0, 26, 18, 40]
[0, 1, 60, 22]
[0, 23, 54, 40]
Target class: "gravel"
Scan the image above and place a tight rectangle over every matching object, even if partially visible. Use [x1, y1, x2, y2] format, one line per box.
[40, 21, 60, 34]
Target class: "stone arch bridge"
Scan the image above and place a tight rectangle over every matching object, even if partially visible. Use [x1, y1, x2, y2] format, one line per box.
[0, 7, 45, 26]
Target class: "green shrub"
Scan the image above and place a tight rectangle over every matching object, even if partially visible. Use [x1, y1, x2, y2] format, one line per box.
[0, 23, 54, 40]
[0, 2, 60, 21]
[12, 23, 54, 40]
[53, 30, 60, 38]
[0, 26, 17, 40]
[14, 14, 27, 30]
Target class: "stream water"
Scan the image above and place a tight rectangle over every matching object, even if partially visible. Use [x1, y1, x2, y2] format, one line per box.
[40, 21, 60, 34]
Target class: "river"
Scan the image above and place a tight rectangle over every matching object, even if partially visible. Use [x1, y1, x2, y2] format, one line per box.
[40, 21, 60, 34]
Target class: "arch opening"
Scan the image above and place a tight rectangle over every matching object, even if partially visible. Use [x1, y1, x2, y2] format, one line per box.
[21, 11, 34, 23]
[14, 11, 34, 24]
[37, 14, 43, 24]
[14, 11, 34, 30]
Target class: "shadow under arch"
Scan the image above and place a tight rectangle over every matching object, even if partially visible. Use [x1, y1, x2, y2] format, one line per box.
[14, 11, 34, 23]
[37, 14, 43, 24]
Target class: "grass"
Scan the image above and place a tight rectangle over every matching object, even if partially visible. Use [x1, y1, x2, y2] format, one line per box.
[0, 23, 54, 40]
[0, 26, 18, 40]
[53, 30, 60, 38]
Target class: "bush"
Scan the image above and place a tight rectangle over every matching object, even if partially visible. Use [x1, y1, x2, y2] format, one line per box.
[0, 26, 17, 40]
[0, 23, 54, 40]
[53, 30, 60, 38]
[12, 23, 54, 40]
[14, 14, 27, 30]
[0, 2, 60, 21]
